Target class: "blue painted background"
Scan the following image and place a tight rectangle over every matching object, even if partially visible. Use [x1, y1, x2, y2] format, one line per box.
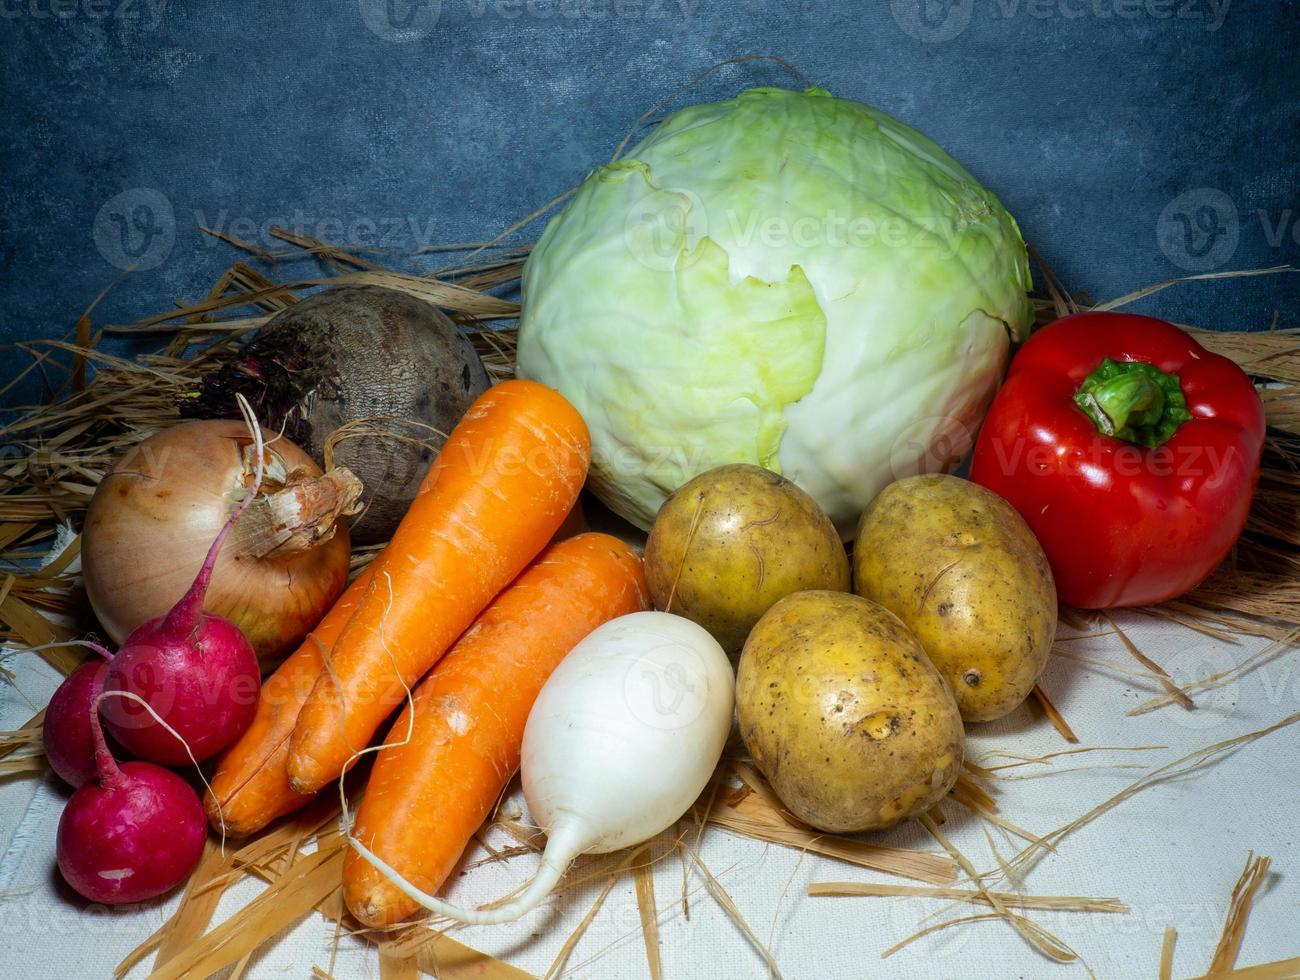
[2, 0, 1297, 408]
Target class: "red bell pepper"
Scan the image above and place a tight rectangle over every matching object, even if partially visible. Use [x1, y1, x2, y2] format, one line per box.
[970, 311, 1265, 609]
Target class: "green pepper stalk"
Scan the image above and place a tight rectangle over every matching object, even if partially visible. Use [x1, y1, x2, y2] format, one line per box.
[1073, 357, 1193, 449]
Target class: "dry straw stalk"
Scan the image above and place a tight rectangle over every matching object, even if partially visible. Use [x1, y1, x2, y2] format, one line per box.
[2, 219, 1297, 977]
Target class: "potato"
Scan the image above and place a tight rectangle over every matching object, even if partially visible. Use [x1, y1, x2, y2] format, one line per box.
[645, 464, 850, 651]
[853, 474, 1057, 723]
[736, 591, 964, 833]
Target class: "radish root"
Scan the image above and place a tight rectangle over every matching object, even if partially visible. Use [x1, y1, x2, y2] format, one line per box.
[93, 689, 227, 848]
[336, 570, 416, 830]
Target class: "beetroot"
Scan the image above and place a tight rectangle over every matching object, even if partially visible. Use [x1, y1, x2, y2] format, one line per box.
[99, 405, 266, 765]
[55, 699, 206, 904]
[42, 659, 110, 787]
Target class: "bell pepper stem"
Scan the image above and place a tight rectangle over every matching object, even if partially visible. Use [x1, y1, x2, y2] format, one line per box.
[1078, 371, 1164, 436]
[1073, 358, 1192, 449]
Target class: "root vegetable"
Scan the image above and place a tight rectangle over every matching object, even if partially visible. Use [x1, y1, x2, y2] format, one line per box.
[100, 410, 267, 766]
[343, 532, 649, 927]
[55, 695, 206, 904]
[205, 500, 589, 838]
[347, 610, 733, 925]
[41, 643, 113, 788]
[204, 565, 375, 836]
[83, 420, 360, 670]
[737, 591, 964, 833]
[287, 380, 591, 796]
[644, 463, 849, 650]
[853, 474, 1057, 722]
[186, 285, 491, 544]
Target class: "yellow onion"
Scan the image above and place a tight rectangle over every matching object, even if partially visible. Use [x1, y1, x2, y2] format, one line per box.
[83, 420, 362, 672]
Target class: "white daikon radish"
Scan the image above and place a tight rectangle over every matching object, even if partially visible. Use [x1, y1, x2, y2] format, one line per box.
[347, 610, 734, 923]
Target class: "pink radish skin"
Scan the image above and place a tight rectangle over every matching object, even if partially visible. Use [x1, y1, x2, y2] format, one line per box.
[103, 615, 259, 765]
[42, 659, 110, 788]
[101, 408, 265, 766]
[56, 697, 206, 904]
[57, 761, 206, 903]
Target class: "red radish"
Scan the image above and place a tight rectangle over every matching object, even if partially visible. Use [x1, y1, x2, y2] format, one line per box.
[56, 693, 206, 904]
[101, 399, 265, 766]
[41, 641, 113, 788]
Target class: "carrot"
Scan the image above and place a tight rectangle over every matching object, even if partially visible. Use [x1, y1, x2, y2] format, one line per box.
[342, 532, 648, 927]
[203, 566, 374, 836]
[287, 380, 590, 795]
[207, 494, 588, 836]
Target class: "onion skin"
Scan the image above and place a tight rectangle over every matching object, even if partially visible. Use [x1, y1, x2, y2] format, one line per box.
[83, 420, 358, 671]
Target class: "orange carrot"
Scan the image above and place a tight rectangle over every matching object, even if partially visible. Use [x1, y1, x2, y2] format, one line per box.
[551, 496, 586, 542]
[342, 532, 648, 927]
[206, 494, 587, 836]
[287, 380, 590, 795]
[204, 565, 374, 836]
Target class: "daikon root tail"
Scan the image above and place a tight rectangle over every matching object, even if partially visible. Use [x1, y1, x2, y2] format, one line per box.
[346, 819, 586, 925]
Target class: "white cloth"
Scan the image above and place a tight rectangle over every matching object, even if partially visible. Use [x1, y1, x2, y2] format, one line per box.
[2, 611, 1297, 979]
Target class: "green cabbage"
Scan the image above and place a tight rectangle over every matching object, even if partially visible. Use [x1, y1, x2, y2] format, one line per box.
[518, 86, 1033, 533]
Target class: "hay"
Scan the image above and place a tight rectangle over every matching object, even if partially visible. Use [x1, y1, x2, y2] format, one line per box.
[2, 241, 1297, 647]
[710, 761, 959, 884]
[807, 881, 1127, 914]
[632, 844, 664, 980]
[1159, 925, 1178, 980]
[1100, 613, 1195, 710]
[1129, 629, 1300, 716]
[1007, 712, 1300, 880]
[2, 199, 1298, 977]
[1029, 684, 1078, 743]
[1209, 852, 1273, 976]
